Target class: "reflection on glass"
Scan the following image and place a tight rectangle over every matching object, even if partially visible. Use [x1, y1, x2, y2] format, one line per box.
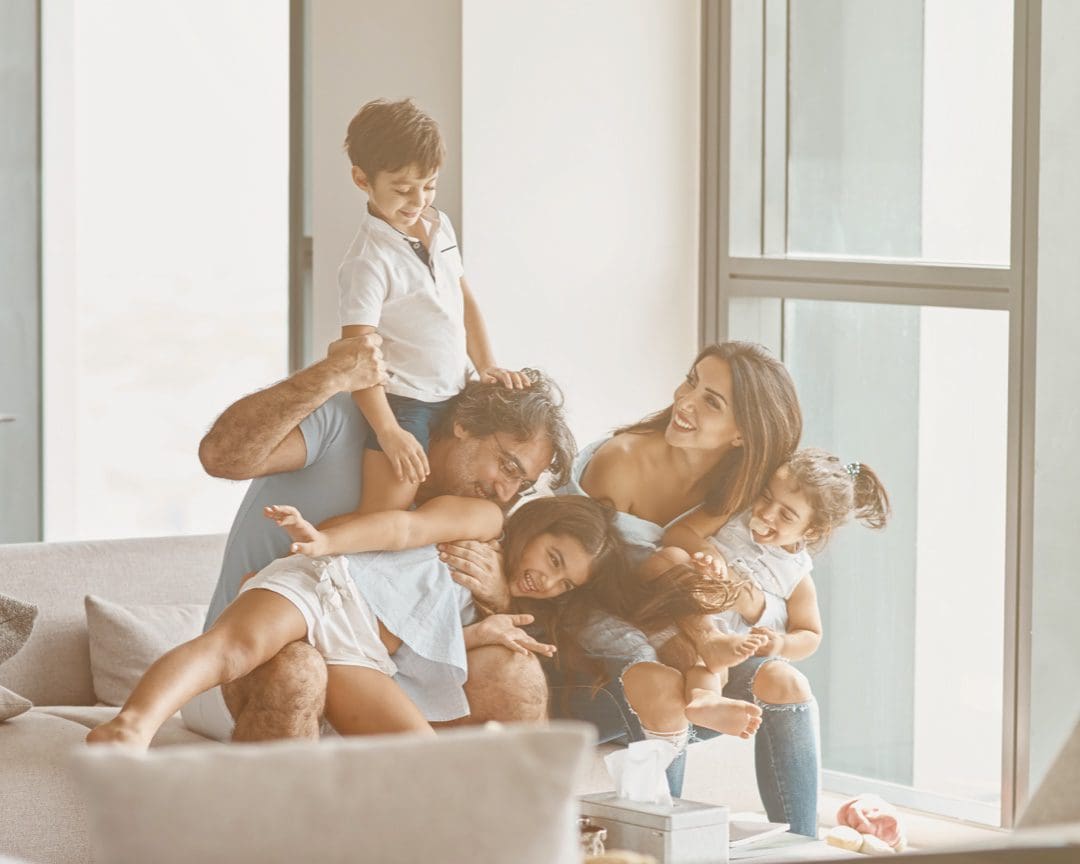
[729, 0, 1013, 265]
[731, 298, 1007, 813]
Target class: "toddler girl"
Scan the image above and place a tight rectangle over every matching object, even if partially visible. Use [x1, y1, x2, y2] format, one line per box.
[624, 448, 890, 749]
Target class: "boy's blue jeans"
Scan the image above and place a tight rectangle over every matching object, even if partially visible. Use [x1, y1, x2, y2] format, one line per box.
[549, 655, 821, 837]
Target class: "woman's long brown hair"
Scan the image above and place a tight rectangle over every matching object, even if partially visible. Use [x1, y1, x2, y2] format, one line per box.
[617, 341, 803, 519]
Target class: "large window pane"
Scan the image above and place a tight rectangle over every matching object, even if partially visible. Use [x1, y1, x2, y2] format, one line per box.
[731, 299, 1008, 820]
[729, 0, 1013, 265]
[42, 0, 290, 540]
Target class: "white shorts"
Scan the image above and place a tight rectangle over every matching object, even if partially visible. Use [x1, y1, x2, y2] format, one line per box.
[243, 554, 397, 674]
[180, 554, 394, 741]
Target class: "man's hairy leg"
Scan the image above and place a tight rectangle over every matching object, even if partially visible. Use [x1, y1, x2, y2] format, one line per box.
[222, 641, 327, 741]
[437, 645, 548, 727]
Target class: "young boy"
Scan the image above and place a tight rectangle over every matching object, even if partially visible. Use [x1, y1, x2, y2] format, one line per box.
[339, 98, 527, 513]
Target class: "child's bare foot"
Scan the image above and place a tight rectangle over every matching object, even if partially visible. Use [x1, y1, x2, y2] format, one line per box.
[700, 632, 767, 672]
[86, 712, 153, 749]
[264, 505, 326, 555]
[684, 690, 763, 739]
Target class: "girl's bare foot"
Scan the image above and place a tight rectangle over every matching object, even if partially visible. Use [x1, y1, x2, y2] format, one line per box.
[700, 632, 767, 672]
[263, 505, 326, 555]
[684, 690, 763, 739]
[86, 712, 154, 749]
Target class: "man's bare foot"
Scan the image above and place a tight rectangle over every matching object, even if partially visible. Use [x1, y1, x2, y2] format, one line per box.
[685, 690, 762, 738]
[86, 712, 153, 749]
[264, 505, 325, 555]
[700, 632, 767, 672]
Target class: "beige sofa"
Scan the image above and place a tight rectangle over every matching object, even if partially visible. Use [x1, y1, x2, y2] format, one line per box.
[0, 533, 760, 864]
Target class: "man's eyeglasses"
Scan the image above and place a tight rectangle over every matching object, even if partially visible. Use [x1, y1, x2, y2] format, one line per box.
[492, 433, 539, 497]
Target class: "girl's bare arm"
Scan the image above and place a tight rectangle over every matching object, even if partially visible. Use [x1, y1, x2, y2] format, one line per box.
[310, 496, 504, 556]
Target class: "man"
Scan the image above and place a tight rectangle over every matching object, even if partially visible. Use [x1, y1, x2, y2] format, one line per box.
[183, 333, 575, 741]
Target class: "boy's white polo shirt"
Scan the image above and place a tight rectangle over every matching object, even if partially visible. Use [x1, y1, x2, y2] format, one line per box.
[338, 205, 469, 402]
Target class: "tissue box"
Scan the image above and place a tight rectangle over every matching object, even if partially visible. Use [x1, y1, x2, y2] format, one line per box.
[580, 793, 729, 864]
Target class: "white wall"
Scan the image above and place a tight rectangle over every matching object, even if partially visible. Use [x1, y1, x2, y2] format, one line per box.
[310, 1, 700, 446]
[1030, 0, 1080, 796]
[310, 0, 462, 355]
[460, 0, 700, 444]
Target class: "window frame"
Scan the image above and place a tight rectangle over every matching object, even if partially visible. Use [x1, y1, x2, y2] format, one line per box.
[700, 0, 1042, 827]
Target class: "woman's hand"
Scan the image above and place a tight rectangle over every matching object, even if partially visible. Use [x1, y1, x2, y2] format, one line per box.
[464, 613, 556, 657]
[438, 539, 511, 612]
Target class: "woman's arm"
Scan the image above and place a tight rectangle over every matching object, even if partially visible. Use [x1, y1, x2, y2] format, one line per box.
[287, 496, 504, 557]
[661, 508, 731, 560]
[753, 574, 822, 661]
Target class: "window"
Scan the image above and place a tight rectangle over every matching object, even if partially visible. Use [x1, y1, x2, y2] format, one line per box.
[41, 0, 291, 540]
[706, 0, 1038, 825]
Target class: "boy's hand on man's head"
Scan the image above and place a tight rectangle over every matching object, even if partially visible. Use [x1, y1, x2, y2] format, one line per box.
[479, 367, 532, 390]
[326, 333, 387, 392]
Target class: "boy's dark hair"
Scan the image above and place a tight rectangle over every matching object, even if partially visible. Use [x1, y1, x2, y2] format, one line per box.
[344, 98, 445, 179]
[430, 370, 576, 489]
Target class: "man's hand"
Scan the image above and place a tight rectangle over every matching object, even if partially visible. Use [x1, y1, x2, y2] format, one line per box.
[465, 613, 556, 657]
[375, 423, 430, 484]
[750, 626, 785, 657]
[438, 539, 511, 612]
[326, 333, 386, 393]
[478, 367, 532, 390]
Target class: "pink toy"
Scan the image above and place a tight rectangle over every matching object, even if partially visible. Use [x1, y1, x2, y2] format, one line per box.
[836, 794, 906, 850]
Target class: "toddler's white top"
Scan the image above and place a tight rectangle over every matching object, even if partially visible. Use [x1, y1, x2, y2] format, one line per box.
[338, 205, 469, 402]
[708, 510, 812, 636]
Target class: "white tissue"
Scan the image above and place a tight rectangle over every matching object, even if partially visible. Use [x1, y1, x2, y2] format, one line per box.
[604, 740, 678, 806]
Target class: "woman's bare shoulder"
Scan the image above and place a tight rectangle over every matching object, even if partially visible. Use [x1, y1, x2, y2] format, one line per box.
[580, 433, 649, 509]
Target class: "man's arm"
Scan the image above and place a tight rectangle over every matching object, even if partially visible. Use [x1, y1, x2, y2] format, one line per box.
[199, 334, 384, 481]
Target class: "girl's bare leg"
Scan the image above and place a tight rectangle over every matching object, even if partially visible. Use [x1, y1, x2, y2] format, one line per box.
[323, 665, 434, 736]
[87, 590, 308, 749]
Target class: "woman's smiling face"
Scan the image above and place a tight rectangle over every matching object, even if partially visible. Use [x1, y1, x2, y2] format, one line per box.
[666, 355, 744, 453]
[508, 531, 593, 599]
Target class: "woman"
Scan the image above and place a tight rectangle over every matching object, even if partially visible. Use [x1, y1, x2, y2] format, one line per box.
[552, 341, 820, 837]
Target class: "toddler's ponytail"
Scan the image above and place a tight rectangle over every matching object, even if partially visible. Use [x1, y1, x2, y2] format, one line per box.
[850, 463, 891, 530]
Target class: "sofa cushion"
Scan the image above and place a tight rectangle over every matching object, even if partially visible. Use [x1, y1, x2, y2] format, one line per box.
[0, 594, 37, 665]
[71, 722, 594, 864]
[85, 595, 208, 706]
[0, 534, 225, 707]
[38, 705, 218, 748]
[0, 684, 32, 722]
[0, 709, 96, 864]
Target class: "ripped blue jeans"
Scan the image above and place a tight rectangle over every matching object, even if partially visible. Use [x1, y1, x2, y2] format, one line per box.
[548, 652, 821, 837]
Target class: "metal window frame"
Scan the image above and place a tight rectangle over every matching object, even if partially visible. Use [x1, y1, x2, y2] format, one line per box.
[288, 0, 310, 373]
[701, 0, 1041, 829]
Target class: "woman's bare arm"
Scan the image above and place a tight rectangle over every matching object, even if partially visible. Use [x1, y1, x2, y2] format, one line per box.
[661, 508, 731, 560]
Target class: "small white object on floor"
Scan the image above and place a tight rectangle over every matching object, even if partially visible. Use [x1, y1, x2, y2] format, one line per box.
[825, 826, 862, 852]
[857, 835, 895, 856]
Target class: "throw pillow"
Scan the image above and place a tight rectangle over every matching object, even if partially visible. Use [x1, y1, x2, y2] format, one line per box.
[0, 592, 38, 720]
[0, 683, 32, 722]
[85, 595, 208, 707]
[72, 722, 594, 864]
[0, 593, 38, 665]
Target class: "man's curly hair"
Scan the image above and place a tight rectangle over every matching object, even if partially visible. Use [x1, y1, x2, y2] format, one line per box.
[430, 369, 576, 488]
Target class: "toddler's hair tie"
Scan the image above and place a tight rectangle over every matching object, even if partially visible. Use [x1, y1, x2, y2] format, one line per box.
[845, 462, 861, 478]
